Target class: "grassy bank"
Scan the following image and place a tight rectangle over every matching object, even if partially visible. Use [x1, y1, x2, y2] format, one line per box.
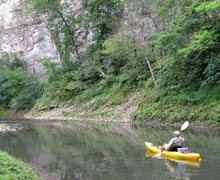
[27, 81, 220, 126]
[2, 1, 220, 126]
[131, 84, 220, 125]
[28, 81, 139, 121]
[132, 100, 220, 125]
[0, 151, 41, 180]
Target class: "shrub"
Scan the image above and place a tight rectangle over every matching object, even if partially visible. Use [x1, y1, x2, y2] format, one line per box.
[0, 151, 41, 180]
[0, 53, 43, 110]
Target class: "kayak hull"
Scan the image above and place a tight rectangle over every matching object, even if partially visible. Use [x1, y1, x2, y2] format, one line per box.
[145, 150, 201, 167]
[145, 142, 201, 161]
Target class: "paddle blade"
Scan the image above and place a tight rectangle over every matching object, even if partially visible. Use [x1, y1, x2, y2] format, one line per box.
[181, 121, 189, 131]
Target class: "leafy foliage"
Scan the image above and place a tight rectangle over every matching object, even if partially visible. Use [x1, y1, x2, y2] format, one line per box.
[39, 31, 150, 107]
[195, 0, 220, 13]
[21, 0, 220, 124]
[0, 53, 43, 110]
[0, 151, 41, 180]
[201, 55, 220, 86]
[151, 0, 220, 91]
[84, 0, 123, 44]
[132, 0, 220, 123]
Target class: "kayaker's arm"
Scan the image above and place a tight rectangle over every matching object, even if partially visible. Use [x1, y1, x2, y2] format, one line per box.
[162, 139, 174, 151]
[166, 139, 174, 150]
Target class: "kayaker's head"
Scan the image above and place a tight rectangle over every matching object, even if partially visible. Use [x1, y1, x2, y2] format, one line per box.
[173, 131, 180, 137]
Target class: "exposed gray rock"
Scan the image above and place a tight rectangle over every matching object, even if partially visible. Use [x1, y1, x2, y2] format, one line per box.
[122, 1, 163, 44]
[0, 0, 161, 74]
[0, 0, 60, 75]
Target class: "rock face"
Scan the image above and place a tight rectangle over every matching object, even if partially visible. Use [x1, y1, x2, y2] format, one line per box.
[0, 0, 161, 74]
[59, 0, 95, 56]
[0, 0, 60, 74]
[122, 1, 163, 45]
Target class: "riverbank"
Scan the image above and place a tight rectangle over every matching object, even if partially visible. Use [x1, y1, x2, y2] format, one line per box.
[24, 91, 140, 123]
[2, 88, 219, 130]
[24, 106, 129, 123]
[0, 151, 41, 180]
[23, 106, 220, 130]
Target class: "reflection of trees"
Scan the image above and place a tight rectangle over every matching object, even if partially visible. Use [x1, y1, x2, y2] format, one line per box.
[0, 129, 64, 179]
[0, 130, 46, 161]
[34, 122, 146, 180]
[0, 122, 220, 180]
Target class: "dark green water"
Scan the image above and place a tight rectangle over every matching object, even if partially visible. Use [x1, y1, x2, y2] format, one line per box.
[0, 120, 220, 180]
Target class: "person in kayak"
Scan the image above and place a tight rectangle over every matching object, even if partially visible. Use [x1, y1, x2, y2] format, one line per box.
[163, 131, 184, 151]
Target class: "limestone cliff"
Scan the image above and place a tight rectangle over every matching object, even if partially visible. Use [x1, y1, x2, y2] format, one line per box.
[0, 0, 59, 74]
[0, 0, 161, 74]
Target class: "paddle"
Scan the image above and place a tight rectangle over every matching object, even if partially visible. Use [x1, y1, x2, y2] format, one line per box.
[180, 121, 189, 131]
[154, 121, 189, 158]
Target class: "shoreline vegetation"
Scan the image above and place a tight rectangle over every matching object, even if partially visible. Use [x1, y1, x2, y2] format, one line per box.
[1, 89, 220, 130]
[1, 1, 220, 179]
[1, 0, 220, 129]
[0, 151, 41, 180]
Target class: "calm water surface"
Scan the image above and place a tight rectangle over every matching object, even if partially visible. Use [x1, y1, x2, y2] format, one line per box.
[0, 120, 219, 180]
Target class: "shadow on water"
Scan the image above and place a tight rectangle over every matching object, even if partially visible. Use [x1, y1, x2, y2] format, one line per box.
[0, 120, 219, 180]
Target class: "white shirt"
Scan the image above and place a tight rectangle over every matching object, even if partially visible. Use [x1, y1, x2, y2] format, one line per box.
[169, 136, 184, 147]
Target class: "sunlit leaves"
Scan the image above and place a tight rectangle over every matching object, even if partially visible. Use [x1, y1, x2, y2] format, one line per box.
[195, 0, 220, 14]
[102, 33, 137, 58]
[179, 30, 219, 58]
[152, 0, 220, 91]
[0, 151, 41, 180]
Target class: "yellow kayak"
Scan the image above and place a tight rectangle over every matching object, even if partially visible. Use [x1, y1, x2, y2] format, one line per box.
[145, 150, 201, 167]
[145, 142, 201, 161]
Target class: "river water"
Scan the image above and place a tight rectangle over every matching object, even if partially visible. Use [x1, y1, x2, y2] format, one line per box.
[0, 120, 219, 180]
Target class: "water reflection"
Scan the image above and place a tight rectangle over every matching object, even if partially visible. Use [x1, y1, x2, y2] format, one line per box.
[0, 120, 219, 180]
[145, 150, 200, 180]
[164, 159, 190, 180]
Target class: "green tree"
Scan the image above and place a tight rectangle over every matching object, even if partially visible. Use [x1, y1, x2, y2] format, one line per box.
[152, 0, 220, 91]
[0, 53, 43, 110]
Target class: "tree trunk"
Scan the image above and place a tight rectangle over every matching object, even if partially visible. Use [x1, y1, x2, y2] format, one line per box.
[146, 55, 158, 87]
